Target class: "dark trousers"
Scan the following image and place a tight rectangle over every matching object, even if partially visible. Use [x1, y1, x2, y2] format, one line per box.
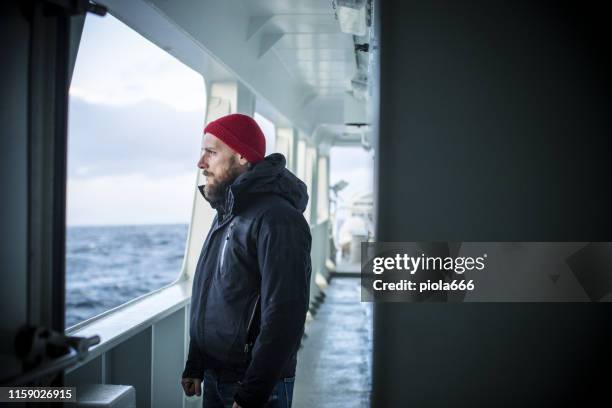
[202, 369, 295, 408]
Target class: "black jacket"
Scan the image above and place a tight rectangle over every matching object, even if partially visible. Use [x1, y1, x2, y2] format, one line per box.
[183, 153, 312, 407]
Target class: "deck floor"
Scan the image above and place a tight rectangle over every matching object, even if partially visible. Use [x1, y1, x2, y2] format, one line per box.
[293, 277, 372, 407]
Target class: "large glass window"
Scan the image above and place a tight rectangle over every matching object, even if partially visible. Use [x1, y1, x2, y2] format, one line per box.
[304, 146, 317, 224]
[297, 139, 307, 181]
[66, 14, 205, 328]
[254, 112, 276, 155]
[275, 128, 294, 170]
[317, 156, 329, 222]
[329, 146, 374, 264]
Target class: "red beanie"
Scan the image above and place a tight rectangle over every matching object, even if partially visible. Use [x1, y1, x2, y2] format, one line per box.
[204, 113, 266, 163]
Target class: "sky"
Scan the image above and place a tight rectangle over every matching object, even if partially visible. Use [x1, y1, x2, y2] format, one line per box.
[67, 13, 372, 226]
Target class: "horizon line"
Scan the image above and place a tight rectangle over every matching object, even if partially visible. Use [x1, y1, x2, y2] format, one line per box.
[67, 221, 190, 228]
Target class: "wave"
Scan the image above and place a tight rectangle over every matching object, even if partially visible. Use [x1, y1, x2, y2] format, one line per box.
[66, 223, 188, 327]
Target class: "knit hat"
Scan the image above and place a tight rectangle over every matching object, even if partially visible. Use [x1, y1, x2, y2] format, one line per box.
[204, 113, 266, 163]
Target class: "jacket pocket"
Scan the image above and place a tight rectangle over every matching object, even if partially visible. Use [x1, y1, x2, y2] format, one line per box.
[219, 221, 235, 270]
[225, 295, 259, 368]
[219, 233, 229, 268]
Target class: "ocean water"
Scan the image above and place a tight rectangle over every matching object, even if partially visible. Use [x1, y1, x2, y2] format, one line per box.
[65, 224, 189, 328]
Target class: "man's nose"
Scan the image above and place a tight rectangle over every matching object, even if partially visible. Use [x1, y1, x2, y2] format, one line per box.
[197, 154, 207, 169]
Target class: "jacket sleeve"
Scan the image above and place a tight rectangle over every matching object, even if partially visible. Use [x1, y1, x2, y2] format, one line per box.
[182, 337, 205, 379]
[234, 210, 312, 407]
[182, 213, 218, 380]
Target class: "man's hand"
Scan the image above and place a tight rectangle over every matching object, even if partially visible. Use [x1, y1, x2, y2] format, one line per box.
[181, 377, 202, 397]
[232, 402, 242, 408]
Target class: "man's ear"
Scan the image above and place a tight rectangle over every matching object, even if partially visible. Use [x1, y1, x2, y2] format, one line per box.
[237, 155, 249, 166]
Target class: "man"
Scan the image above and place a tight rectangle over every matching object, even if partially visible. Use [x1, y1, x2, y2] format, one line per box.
[181, 113, 312, 408]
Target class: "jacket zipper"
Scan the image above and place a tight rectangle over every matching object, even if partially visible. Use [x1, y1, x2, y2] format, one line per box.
[198, 215, 234, 348]
[219, 221, 233, 268]
[244, 294, 261, 355]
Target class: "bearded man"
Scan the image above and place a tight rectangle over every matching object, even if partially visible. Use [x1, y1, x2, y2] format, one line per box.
[181, 113, 311, 408]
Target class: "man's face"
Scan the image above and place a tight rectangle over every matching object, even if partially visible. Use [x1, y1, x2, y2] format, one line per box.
[197, 133, 248, 205]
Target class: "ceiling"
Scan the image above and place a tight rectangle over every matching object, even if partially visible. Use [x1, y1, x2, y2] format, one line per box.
[105, 0, 370, 140]
[239, 0, 356, 100]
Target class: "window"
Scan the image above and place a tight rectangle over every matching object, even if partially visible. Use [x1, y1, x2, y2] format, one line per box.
[329, 146, 374, 262]
[254, 112, 276, 155]
[275, 128, 295, 170]
[296, 139, 308, 219]
[297, 139, 307, 181]
[304, 146, 317, 224]
[65, 14, 206, 328]
[317, 156, 329, 222]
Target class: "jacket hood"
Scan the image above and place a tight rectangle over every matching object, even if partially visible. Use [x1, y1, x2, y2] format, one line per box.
[199, 153, 309, 215]
[232, 153, 308, 213]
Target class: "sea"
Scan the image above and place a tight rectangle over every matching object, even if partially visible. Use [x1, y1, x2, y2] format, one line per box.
[65, 224, 189, 328]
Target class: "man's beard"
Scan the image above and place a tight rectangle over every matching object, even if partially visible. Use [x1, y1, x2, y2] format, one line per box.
[203, 159, 244, 211]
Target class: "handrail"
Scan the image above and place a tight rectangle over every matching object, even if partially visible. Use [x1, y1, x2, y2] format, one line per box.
[66, 279, 192, 371]
[2, 332, 100, 386]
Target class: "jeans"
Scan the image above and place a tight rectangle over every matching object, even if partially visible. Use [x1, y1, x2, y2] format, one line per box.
[202, 369, 295, 408]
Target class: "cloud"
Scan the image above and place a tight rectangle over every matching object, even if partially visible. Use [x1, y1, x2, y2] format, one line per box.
[66, 172, 197, 226]
[68, 96, 203, 179]
[68, 13, 207, 177]
[71, 13, 205, 112]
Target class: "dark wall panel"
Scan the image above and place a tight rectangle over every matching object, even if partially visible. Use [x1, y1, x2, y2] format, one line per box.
[377, 0, 612, 242]
[374, 1, 612, 406]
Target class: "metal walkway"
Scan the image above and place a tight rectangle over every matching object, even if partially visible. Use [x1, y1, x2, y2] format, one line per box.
[293, 277, 372, 407]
